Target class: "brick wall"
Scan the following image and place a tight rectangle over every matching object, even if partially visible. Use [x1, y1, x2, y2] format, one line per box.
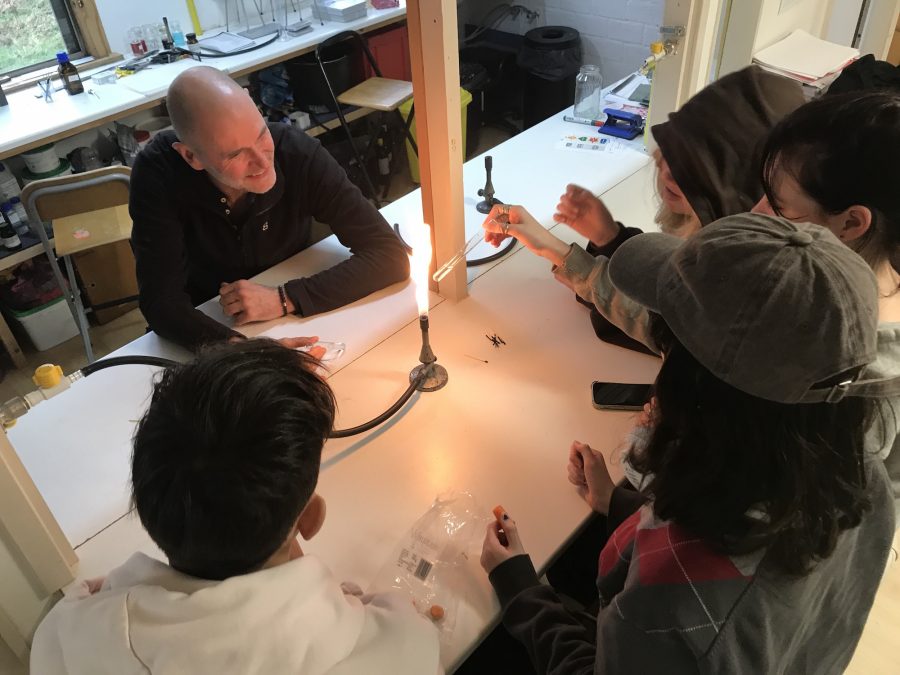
[460, 0, 664, 86]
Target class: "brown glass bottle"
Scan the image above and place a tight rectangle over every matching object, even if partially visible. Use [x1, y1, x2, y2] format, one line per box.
[56, 52, 84, 95]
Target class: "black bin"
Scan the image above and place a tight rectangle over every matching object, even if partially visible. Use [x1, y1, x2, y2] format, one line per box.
[518, 26, 581, 129]
[285, 43, 365, 114]
[460, 61, 489, 158]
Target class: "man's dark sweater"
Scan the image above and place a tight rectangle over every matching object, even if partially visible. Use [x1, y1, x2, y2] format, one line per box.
[129, 124, 410, 349]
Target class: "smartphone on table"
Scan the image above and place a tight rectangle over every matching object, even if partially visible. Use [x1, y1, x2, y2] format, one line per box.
[591, 381, 652, 411]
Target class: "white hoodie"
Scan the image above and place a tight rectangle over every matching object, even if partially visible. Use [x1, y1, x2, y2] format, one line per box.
[31, 553, 441, 675]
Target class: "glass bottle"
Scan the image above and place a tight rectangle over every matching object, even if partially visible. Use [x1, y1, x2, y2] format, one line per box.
[0, 205, 22, 250]
[2, 200, 27, 236]
[9, 197, 31, 234]
[170, 20, 186, 47]
[142, 24, 161, 52]
[128, 27, 148, 56]
[56, 52, 84, 96]
[573, 65, 603, 121]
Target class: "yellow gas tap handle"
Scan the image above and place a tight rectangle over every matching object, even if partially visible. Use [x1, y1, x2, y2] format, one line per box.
[33, 364, 63, 389]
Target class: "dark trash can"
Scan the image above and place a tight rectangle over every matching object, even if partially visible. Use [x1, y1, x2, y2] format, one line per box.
[460, 61, 489, 158]
[518, 25, 581, 128]
[286, 43, 365, 114]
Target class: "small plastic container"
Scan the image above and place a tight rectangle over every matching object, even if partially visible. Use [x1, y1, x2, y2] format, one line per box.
[6, 297, 79, 351]
[93, 71, 117, 85]
[21, 144, 60, 175]
[21, 158, 72, 186]
[298, 341, 346, 362]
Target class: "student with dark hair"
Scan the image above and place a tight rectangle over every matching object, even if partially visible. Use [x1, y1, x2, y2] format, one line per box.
[753, 91, 900, 515]
[481, 66, 805, 354]
[31, 341, 440, 675]
[481, 214, 897, 673]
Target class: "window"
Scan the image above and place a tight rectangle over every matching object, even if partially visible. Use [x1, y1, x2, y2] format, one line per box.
[0, 0, 86, 78]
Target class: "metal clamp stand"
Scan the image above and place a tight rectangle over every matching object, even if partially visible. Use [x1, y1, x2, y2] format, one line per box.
[476, 155, 502, 214]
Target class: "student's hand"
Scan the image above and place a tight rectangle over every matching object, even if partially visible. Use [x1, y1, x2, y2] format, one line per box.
[277, 335, 327, 360]
[219, 280, 295, 325]
[480, 507, 527, 574]
[554, 184, 619, 247]
[569, 441, 616, 515]
[481, 204, 571, 267]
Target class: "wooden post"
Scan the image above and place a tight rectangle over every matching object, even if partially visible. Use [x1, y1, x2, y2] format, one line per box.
[0, 430, 77, 596]
[406, 0, 467, 301]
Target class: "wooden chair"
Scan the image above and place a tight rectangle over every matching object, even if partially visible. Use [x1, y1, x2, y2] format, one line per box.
[20, 167, 137, 363]
[316, 30, 418, 204]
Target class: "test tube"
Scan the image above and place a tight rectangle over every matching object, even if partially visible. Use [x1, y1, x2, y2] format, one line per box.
[432, 230, 487, 282]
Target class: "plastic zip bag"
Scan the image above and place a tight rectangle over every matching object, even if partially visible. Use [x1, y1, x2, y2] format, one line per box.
[368, 491, 487, 645]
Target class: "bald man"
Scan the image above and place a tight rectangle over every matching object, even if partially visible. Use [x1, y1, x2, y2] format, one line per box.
[129, 66, 409, 349]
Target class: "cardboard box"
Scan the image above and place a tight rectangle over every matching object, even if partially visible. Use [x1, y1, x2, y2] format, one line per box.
[71, 240, 139, 324]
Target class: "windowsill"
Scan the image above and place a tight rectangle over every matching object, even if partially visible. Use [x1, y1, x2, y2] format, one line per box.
[2, 54, 123, 96]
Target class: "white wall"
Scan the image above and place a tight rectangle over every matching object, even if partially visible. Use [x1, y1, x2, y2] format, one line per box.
[753, 0, 833, 51]
[460, 0, 665, 86]
[826, 0, 864, 46]
[94, 0, 227, 56]
[719, 0, 835, 75]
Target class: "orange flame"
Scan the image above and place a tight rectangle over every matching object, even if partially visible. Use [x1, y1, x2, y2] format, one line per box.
[408, 223, 432, 317]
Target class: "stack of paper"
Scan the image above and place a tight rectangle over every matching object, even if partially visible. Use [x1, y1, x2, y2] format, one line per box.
[753, 29, 858, 88]
[314, 0, 368, 22]
[198, 32, 256, 54]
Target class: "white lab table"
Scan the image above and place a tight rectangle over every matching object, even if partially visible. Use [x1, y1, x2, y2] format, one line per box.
[0, 4, 407, 159]
[391, 110, 652, 284]
[0, 83, 152, 161]
[10, 104, 660, 670]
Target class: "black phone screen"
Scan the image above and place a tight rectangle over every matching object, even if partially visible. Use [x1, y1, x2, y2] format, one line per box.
[591, 382, 652, 408]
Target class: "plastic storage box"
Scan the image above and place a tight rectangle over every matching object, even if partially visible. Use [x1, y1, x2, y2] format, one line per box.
[6, 297, 79, 351]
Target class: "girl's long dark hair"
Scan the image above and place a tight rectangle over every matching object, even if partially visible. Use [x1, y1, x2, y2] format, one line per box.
[760, 91, 900, 274]
[632, 329, 874, 576]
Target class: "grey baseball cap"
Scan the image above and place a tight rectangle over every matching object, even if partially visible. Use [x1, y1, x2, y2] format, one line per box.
[608, 213, 900, 404]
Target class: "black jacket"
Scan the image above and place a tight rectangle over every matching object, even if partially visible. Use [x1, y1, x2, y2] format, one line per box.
[129, 124, 410, 349]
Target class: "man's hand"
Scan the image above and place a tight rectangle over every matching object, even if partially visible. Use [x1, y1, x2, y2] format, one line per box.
[554, 184, 619, 247]
[568, 441, 616, 515]
[480, 507, 527, 574]
[219, 280, 295, 326]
